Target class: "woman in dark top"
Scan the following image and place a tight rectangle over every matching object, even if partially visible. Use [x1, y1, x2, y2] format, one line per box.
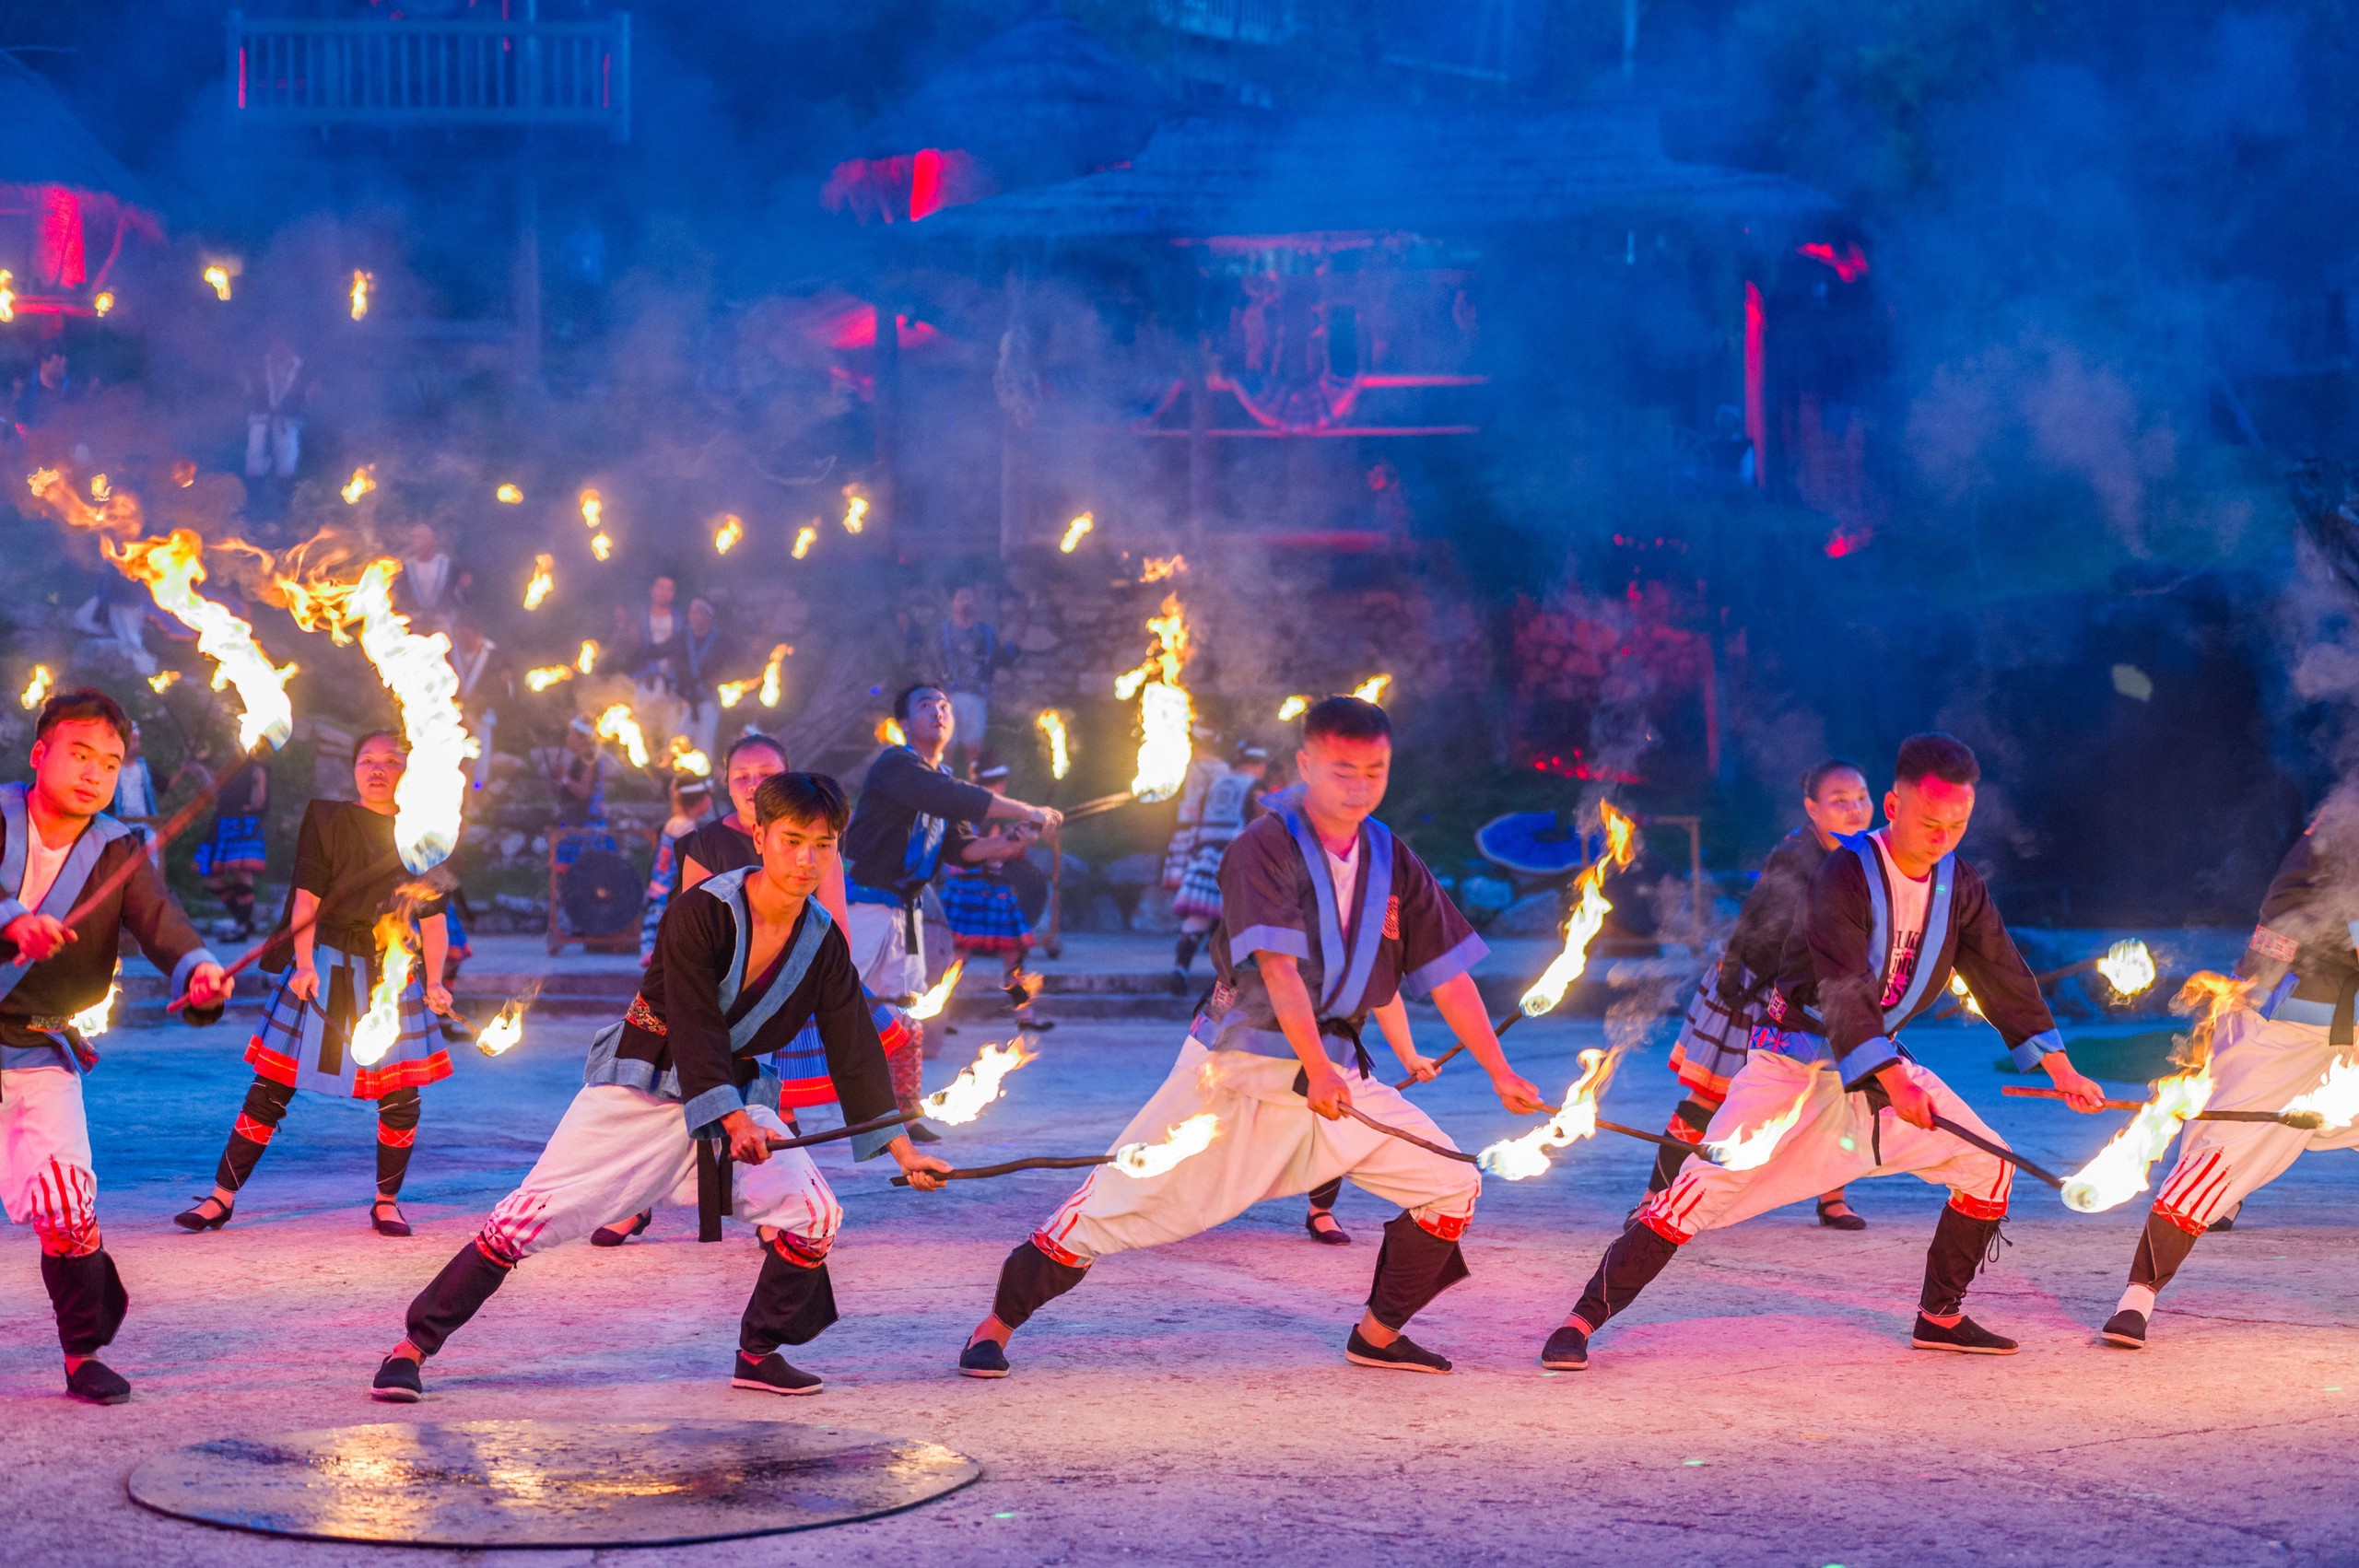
[177, 731, 453, 1238]
[192, 754, 271, 940]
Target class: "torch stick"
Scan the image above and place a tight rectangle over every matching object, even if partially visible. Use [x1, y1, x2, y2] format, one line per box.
[892, 1153, 1115, 1186]
[1338, 1102, 1480, 1164]
[1058, 790, 1141, 825]
[1930, 1114, 2063, 1189]
[1391, 1009, 1530, 1090]
[2000, 1085, 2325, 1129]
[164, 848, 406, 1012]
[763, 1108, 921, 1152]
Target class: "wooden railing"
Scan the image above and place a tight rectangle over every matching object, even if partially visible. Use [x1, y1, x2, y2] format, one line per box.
[227, 11, 631, 139]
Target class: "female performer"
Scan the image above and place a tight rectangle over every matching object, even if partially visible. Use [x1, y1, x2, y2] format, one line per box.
[177, 731, 452, 1238]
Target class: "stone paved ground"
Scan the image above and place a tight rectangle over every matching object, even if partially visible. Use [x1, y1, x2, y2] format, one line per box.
[4, 1009, 2353, 1567]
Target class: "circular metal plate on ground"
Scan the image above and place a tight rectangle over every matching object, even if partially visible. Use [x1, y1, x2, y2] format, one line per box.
[127, 1419, 980, 1547]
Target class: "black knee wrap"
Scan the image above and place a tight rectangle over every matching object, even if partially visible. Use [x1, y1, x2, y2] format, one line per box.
[403, 1241, 512, 1357]
[1647, 1098, 1715, 1196]
[740, 1247, 840, 1354]
[991, 1239, 1088, 1330]
[1921, 1205, 2005, 1316]
[1308, 1176, 1344, 1211]
[1572, 1220, 1682, 1330]
[2129, 1210, 2201, 1293]
[215, 1075, 297, 1192]
[1366, 1213, 1472, 1331]
[41, 1247, 128, 1356]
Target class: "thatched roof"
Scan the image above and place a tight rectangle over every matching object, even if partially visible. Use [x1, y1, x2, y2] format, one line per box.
[927, 99, 1836, 240]
[0, 55, 147, 205]
[839, 14, 1163, 193]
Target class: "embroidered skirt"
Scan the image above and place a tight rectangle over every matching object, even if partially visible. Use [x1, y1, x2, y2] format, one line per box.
[246, 939, 452, 1100]
[1172, 842, 1226, 920]
[193, 813, 268, 876]
[1665, 968, 1757, 1102]
[939, 871, 1032, 953]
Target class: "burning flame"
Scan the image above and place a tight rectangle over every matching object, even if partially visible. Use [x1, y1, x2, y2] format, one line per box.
[349, 269, 372, 320]
[908, 958, 966, 1021]
[203, 264, 231, 300]
[475, 1000, 524, 1057]
[276, 559, 476, 872]
[88, 474, 110, 501]
[664, 735, 711, 777]
[1516, 803, 1639, 1018]
[1352, 674, 1391, 704]
[342, 465, 376, 504]
[1110, 1112, 1221, 1178]
[496, 483, 523, 504]
[576, 640, 598, 673]
[69, 967, 120, 1039]
[1036, 710, 1071, 779]
[1949, 973, 1986, 1019]
[713, 514, 744, 554]
[2097, 939, 2158, 1000]
[1479, 1048, 1617, 1179]
[841, 490, 867, 533]
[2283, 1056, 2359, 1131]
[147, 671, 181, 693]
[348, 914, 415, 1068]
[0, 271, 13, 322]
[580, 488, 603, 530]
[919, 1036, 1037, 1124]
[1278, 695, 1309, 720]
[590, 533, 614, 561]
[718, 677, 758, 708]
[96, 530, 296, 751]
[1140, 555, 1187, 582]
[1703, 1083, 1813, 1170]
[877, 718, 908, 747]
[594, 704, 649, 767]
[1113, 594, 1191, 802]
[19, 665, 52, 710]
[1059, 512, 1095, 553]
[524, 665, 573, 693]
[792, 523, 818, 559]
[2062, 1071, 2215, 1212]
[523, 554, 555, 609]
[92, 291, 113, 317]
[760, 643, 790, 707]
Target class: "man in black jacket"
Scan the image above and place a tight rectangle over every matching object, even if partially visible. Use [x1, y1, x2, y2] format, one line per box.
[370, 773, 949, 1402]
[1541, 733, 2107, 1370]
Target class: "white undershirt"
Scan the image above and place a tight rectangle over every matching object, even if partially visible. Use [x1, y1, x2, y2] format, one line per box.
[19, 830, 75, 913]
[1323, 837, 1360, 926]
[1871, 829, 1931, 1008]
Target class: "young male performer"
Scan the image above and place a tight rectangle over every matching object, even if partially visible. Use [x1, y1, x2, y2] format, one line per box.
[1647, 760, 1875, 1229]
[180, 731, 452, 1237]
[842, 685, 1058, 1121]
[1541, 733, 2107, 1370]
[1, 688, 233, 1403]
[370, 772, 952, 1401]
[2099, 814, 2359, 1348]
[959, 696, 1544, 1378]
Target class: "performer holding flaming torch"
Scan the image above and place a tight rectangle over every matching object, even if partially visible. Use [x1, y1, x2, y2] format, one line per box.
[1647, 759, 1875, 1229]
[1, 689, 234, 1405]
[2098, 814, 2359, 1349]
[178, 731, 452, 1239]
[1542, 734, 2108, 1371]
[958, 696, 1545, 1379]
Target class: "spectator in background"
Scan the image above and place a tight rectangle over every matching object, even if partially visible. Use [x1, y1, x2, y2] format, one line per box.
[14, 349, 74, 430]
[675, 596, 727, 758]
[192, 747, 272, 941]
[70, 572, 159, 678]
[400, 523, 453, 626]
[445, 616, 510, 722]
[545, 717, 615, 843]
[631, 573, 682, 681]
[243, 338, 312, 517]
[111, 722, 158, 825]
[639, 772, 713, 967]
[932, 582, 1010, 776]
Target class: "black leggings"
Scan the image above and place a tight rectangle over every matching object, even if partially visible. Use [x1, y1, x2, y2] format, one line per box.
[213, 1076, 422, 1197]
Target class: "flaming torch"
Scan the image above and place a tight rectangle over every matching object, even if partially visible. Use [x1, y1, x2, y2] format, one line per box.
[594, 704, 650, 767]
[841, 490, 867, 533]
[2058, 972, 2246, 1212]
[68, 966, 121, 1040]
[590, 533, 614, 561]
[1352, 674, 1391, 704]
[496, 483, 523, 505]
[760, 643, 791, 708]
[1059, 512, 1094, 553]
[1036, 710, 1072, 780]
[147, 671, 180, 694]
[792, 523, 818, 559]
[475, 1000, 525, 1057]
[523, 554, 555, 610]
[1514, 802, 1639, 1024]
[523, 665, 573, 693]
[580, 488, 603, 530]
[347, 914, 417, 1068]
[342, 465, 376, 504]
[349, 270, 372, 320]
[919, 1036, 1037, 1125]
[907, 958, 966, 1022]
[1111, 1113, 1221, 1177]
[576, 640, 598, 673]
[276, 559, 476, 872]
[19, 665, 52, 711]
[717, 677, 758, 709]
[713, 514, 744, 555]
[1112, 594, 1191, 802]
[1478, 1048, 1616, 1179]
[1703, 1084, 1813, 1171]
[203, 264, 232, 301]
[2097, 939, 2158, 1001]
[1278, 695, 1309, 720]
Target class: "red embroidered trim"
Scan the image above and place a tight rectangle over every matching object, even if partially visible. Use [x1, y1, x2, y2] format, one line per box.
[1383, 895, 1402, 941]
[625, 994, 666, 1035]
[1946, 1190, 2009, 1222]
[2249, 925, 2299, 963]
[232, 1114, 277, 1145]
[377, 1124, 418, 1148]
[1029, 1228, 1086, 1269]
[1416, 1211, 1470, 1242]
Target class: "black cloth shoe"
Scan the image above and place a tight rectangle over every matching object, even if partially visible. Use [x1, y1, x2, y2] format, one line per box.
[1306, 1210, 1352, 1246]
[2208, 1202, 2241, 1234]
[732, 1351, 823, 1396]
[1540, 1323, 1590, 1370]
[370, 1199, 413, 1237]
[1816, 1198, 1868, 1232]
[65, 1358, 130, 1405]
[905, 1120, 943, 1144]
[370, 1356, 424, 1402]
[958, 1338, 1011, 1378]
[173, 1195, 232, 1232]
[591, 1211, 651, 1247]
[1911, 1314, 2018, 1355]
[2100, 1309, 2149, 1349]
[1344, 1326, 1450, 1374]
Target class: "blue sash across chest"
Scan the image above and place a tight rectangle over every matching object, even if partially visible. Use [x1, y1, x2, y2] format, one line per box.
[1203, 811, 1394, 1065]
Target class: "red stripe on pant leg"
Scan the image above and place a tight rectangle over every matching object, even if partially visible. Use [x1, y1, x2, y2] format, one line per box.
[1029, 1228, 1086, 1268]
[2158, 1150, 2219, 1211]
[1416, 1211, 1470, 1241]
[2154, 1150, 2227, 1235]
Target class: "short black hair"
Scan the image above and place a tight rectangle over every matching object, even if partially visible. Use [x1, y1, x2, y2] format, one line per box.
[34, 686, 130, 748]
[355, 729, 407, 757]
[1893, 732, 1980, 789]
[1301, 695, 1391, 745]
[753, 770, 850, 835]
[1802, 758, 1866, 801]
[893, 683, 945, 723]
[722, 731, 788, 771]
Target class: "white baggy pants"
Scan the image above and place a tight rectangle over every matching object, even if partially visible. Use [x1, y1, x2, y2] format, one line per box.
[1637, 1050, 2014, 1243]
[1031, 1041, 1480, 1266]
[2150, 1009, 2359, 1234]
[0, 1066, 98, 1254]
[845, 901, 924, 1000]
[478, 1085, 840, 1261]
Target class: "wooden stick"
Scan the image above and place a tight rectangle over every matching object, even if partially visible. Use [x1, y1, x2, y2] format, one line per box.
[763, 1108, 920, 1152]
[165, 847, 406, 1011]
[1339, 1102, 1479, 1164]
[892, 1153, 1112, 1186]
[1931, 1113, 2063, 1188]
[1059, 790, 1139, 825]
[1390, 1008, 1526, 1090]
[2000, 1084, 2322, 1129]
